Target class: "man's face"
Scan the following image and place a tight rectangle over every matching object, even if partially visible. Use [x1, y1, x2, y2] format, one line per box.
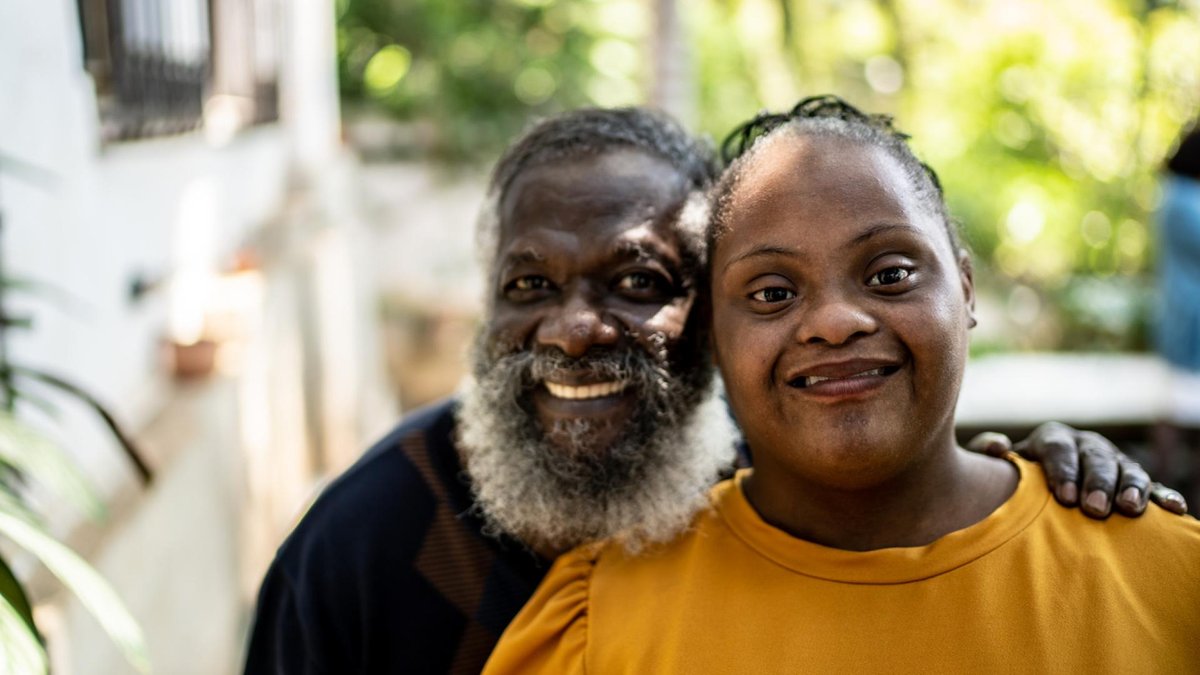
[457, 147, 734, 554]
[486, 148, 700, 451]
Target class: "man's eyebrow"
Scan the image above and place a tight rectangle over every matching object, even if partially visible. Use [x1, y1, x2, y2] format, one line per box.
[499, 249, 547, 268]
[848, 222, 921, 248]
[611, 239, 680, 266]
[496, 247, 549, 273]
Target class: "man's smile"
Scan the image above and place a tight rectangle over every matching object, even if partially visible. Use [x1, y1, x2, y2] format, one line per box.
[544, 380, 630, 400]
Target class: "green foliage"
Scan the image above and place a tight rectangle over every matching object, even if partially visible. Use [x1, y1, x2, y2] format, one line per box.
[691, 0, 1200, 275]
[337, 0, 647, 159]
[0, 416, 149, 674]
[0, 556, 36, 637]
[340, 0, 1200, 349]
[0, 586, 45, 675]
[0, 495, 149, 674]
[686, 0, 1200, 347]
[0, 414, 106, 521]
[0, 156, 150, 671]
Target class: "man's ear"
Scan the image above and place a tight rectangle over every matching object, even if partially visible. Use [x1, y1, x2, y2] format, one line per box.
[958, 250, 977, 329]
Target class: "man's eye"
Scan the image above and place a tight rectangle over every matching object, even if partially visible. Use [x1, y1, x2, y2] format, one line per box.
[505, 275, 554, 294]
[749, 287, 796, 303]
[867, 267, 911, 287]
[615, 272, 668, 296]
[617, 272, 654, 290]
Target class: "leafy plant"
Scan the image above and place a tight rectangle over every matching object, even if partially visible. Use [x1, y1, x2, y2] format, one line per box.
[339, 0, 1200, 350]
[0, 153, 152, 673]
[337, 0, 642, 160]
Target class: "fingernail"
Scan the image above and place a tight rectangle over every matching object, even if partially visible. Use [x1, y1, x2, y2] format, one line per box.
[1085, 491, 1109, 514]
[1165, 494, 1187, 512]
[1119, 487, 1139, 506]
[1058, 483, 1078, 504]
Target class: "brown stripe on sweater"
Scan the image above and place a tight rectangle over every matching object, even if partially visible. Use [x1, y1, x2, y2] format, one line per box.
[402, 428, 499, 669]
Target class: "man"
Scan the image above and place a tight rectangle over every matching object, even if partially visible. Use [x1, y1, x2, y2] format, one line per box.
[244, 107, 1183, 674]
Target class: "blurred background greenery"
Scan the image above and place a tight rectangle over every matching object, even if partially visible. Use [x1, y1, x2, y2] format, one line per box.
[336, 0, 1200, 353]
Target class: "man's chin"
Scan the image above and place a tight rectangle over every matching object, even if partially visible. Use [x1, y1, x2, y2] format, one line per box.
[458, 335, 735, 552]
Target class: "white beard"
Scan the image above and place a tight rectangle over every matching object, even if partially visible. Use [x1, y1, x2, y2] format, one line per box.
[456, 351, 737, 555]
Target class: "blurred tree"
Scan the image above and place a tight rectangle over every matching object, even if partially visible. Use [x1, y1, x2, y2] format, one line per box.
[338, 0, 1200, 349]
[337, 0, 648, 160]
[684, 0, 1200, 350]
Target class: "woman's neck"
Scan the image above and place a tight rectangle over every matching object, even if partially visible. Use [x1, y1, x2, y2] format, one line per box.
[743, 445, 1018, 552]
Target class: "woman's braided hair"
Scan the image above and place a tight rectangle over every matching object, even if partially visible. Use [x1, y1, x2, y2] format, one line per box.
[710, 95, 961, 254]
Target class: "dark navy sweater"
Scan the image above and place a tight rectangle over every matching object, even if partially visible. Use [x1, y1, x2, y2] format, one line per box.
[244, 399, 548, 674]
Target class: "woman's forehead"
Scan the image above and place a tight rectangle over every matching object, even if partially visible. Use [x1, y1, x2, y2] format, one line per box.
[712, 135, 956, 267]
[735, 136, 911, 208]
[729, 139, 921, 227]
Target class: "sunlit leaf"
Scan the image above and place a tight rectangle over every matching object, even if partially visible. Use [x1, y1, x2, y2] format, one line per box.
[0, 590, 45, 675]
[0, 413, 104, 520]
[1, 277, 88, 315]
[0, 554, 36, 637]
[0, 507, 149, 674]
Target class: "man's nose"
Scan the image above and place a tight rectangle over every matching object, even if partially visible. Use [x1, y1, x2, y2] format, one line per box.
[535, 293, 621, 358]
[794, 290, 878, 346]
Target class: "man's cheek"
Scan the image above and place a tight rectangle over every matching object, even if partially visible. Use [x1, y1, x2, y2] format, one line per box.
[485, 328, 526, 359]
[642, 300, 693, 340]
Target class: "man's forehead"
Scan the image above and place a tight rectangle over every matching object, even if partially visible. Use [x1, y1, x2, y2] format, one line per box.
[500, 149, 687, 219]
[497, 220, 684, 268]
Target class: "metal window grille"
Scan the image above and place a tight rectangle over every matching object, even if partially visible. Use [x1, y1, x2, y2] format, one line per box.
[76, 0, 281, 143]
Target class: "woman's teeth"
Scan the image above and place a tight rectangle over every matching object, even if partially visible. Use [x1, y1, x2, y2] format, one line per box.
[802, 367, 888, 388]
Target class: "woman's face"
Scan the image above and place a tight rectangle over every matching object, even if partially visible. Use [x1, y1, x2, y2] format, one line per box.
[710, 134, 975, 490]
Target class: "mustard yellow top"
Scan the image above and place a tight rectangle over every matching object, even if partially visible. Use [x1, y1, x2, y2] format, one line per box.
[484, 457, 1200, 674]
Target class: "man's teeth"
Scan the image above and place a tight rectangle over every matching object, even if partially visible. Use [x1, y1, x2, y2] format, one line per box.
[804, 367, 887, 387]
[545, 381, 629, 400]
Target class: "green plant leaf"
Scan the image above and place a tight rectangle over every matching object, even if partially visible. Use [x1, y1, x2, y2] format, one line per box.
[0, 508, 148, 674]
[0, 413, 105, 521]
[0, 589, 46, 675]
[0, 152, 58, 188]
[0, 554, 36, 637]
[1, 277, 88, 316]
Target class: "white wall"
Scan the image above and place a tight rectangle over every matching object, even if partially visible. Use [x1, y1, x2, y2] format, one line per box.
[0, 2, 388, 674]
[0, 1, 290, 500]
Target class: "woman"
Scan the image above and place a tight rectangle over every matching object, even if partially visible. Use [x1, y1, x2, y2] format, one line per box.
[483, 97, 1200, 673]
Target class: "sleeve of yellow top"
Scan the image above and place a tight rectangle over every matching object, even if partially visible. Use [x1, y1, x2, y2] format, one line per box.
[483, 548, 595, 674]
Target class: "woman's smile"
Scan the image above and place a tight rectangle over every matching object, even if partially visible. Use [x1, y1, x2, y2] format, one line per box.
[784, 358, 903, 397]
[710, 133, 974, 490]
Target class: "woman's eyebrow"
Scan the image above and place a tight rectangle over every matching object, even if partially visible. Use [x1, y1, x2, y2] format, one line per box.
[848, 222, 921, 248]
[721, 245, 798, 272]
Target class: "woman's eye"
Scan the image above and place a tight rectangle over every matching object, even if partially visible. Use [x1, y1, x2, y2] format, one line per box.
[749, 287, 796, 303]
[867, 267, 911, 287]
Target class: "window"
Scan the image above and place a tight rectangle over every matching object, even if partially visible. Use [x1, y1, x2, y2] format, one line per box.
[76, 0, 281, 143]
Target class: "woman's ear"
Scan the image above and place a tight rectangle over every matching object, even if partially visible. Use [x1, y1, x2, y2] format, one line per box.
[958, 250, 977, 329]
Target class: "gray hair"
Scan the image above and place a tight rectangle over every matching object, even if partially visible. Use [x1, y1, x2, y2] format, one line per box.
[476, 107, 719, 287]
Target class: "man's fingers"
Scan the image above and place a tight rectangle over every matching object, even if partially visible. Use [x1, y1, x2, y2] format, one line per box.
[1078, 432, 1119, 519]
[1113, 461, 1151, 517]
[1149, 483, 1189, 515]
[1023, 423, 1080, 505]
[965, 432, 1012, 457]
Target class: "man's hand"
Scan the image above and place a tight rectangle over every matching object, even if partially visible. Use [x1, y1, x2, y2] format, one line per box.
[966, 422, 1188, 519]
